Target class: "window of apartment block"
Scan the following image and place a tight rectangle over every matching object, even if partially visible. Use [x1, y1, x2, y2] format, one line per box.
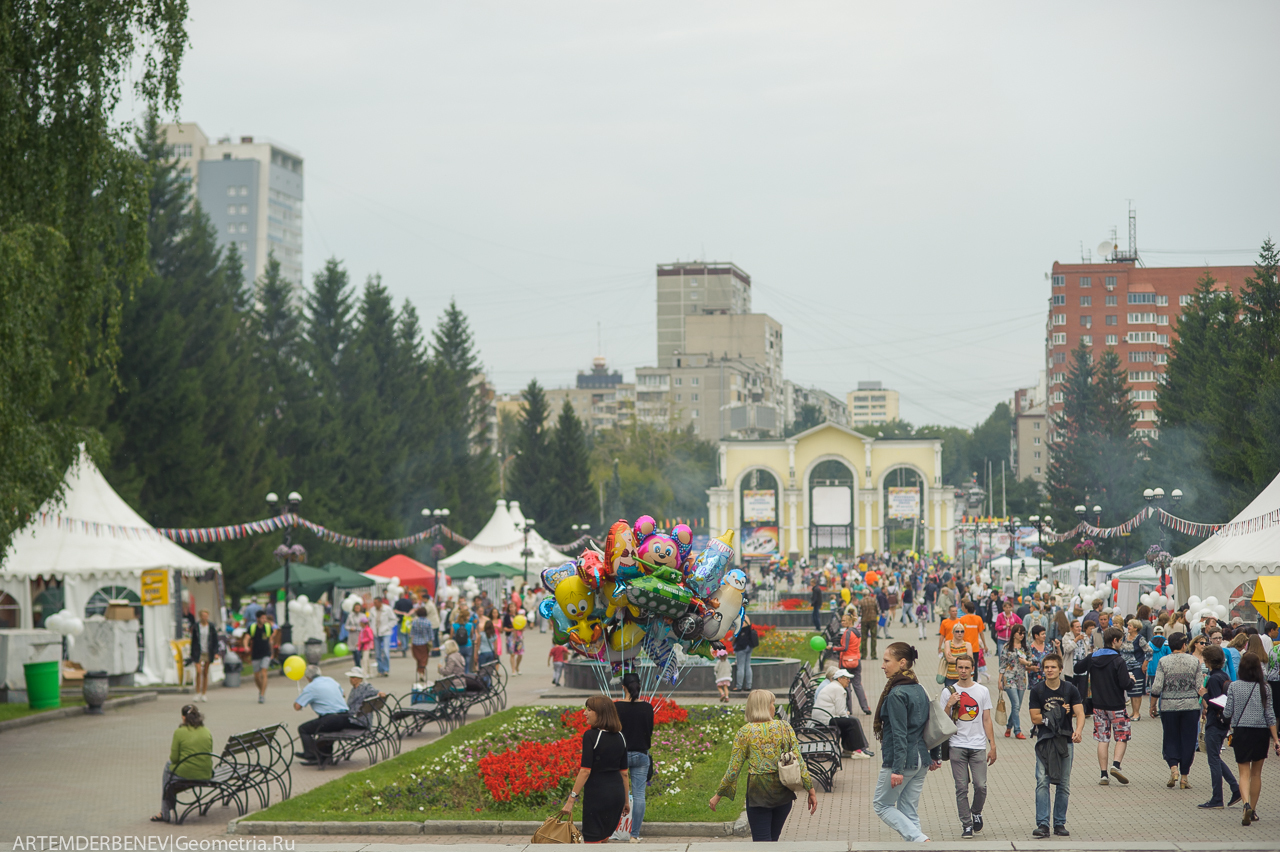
[1034, 421, 1041, 430]
[1105, 276, 1117, 289]
[1052, 372, 1065, 383]
[1033, 436, 1041, 445]
[1081, 335, 1092, 346]
[1157, 295, 1168, 306]
[1080, 296, 1091, 306]
[1105, 315, 1117, 325]
[691, 377, 699, 386]
[1105, 334, 1118, 345]
[1129, 390, 1158, 402]
[692, 423, 699, 433]
[691, 409, 699, 418]
[1080, 315, 1092, 327]
[1052, 295, 1065, 306]
[1051, 333, 1066, 345]
[1052, 275, 1065, 287]
[1157, 315, 1169, 325]
[1129, 351, 1152, 362]
[674, 378, 682, 386]
[1052, 391, 1063, 403]
[1158, 334, 1169, 345]
[1128, 293, 1156, 304]
[1155, 353, 1168, 364]
[227, 186, 237, 197]
[1052, 314, 1066, 325]
[675, 393, 682, 402]
[1179, 295, 1192, 306]
[228, 223, 236, 234]
[691, 393, 699, 402]
[1079, 276, 1091, 287]
[227, 204, 236, 215]
[1035, 466, 1042, 475]
[1034, 451, 1041, 459]
[1106, 295, 1117, 306]
[1053, 352, 1065, 364]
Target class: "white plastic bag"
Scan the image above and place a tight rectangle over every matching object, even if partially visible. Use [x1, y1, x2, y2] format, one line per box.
[611, 795, 634, 841]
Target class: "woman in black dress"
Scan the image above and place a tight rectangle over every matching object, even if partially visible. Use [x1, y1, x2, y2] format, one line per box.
[561, 695, 631, 842]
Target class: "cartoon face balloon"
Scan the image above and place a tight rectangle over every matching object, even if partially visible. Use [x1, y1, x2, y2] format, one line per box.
[672, 523, 694, 563]
[605, 520, 641, 580]
[555, 574, 600, 643]
[637, 534, 680, 571]
[634, 515, 658, 543]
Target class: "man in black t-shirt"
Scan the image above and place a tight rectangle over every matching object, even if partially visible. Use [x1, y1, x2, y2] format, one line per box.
[1027, 654, 1084, 839]
[245, 611, 279, 704]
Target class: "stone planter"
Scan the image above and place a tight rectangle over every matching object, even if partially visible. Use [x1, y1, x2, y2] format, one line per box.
[83, 670, 110, 715]
[303, 638, 325, 665]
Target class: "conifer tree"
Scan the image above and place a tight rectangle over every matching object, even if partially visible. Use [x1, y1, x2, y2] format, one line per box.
[508, 380, 553, 524]
[548, 399, 593, 539]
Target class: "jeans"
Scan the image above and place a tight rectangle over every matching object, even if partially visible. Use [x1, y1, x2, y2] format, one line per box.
[812, 606, 822, 631]
[950, 747, 989, 828]
[850, 663, 871, 713]
[1003, 686, 1025, 734]
[863, 619, 878, 660]
[352, 649, 363, 670]
[900, 606, 916, 624]
[746, 801, 792, 842]
[1034, 742, 1072, 828]
[627, 752, 649, 837]
[995, 638, 1006, 658]
[1204, 723, 1239, 805]
[1161, 708, 1200, 775]
[734, 648, 753, 690]
[376, 635, 391, 674]
[873, 761, 929, 842]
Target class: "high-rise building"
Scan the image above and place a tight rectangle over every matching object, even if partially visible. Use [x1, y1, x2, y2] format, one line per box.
[1045, 260, 1251, 437]
[636, 354, 777, 440]
[544, 358, 635, 432]
[655, 262, 751, 367]
[683, 313, 783, 390]
[782, 382, 851, 429]
[846, 381, 900, 426]
[160, 123, 304, 288]
[1011, 375, 1048, 483]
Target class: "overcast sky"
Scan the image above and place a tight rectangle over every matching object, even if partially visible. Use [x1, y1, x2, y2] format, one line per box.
[154, 1, 1279, 427]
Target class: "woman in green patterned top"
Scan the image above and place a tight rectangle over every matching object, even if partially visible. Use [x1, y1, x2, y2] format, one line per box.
[709, 689, 817, 841]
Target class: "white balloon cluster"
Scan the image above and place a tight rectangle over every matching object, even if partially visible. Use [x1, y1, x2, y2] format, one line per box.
[1184, 594, 1228, 627]
[1075, 584, 1107, 609]
[1139, 592, 1170, 612]
[439, 582, 460, 604]
[462, 576, 480, 600]
[44, 609, 85, 637]
[1036, 581, 1053, 595]
[341, 593, 363, 614]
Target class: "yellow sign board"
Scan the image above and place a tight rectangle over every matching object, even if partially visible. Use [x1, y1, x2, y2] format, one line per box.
[140, 569, 170, 606]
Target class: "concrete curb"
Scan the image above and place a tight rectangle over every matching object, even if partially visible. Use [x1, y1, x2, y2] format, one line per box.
[0, 692, 158, 733]
[228, 814, 749, 837]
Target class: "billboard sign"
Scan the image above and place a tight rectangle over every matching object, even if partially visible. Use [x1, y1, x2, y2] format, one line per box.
[887, 487, 920, 519]
[741, 526, 779, 557]
[743, 490, 777, 524]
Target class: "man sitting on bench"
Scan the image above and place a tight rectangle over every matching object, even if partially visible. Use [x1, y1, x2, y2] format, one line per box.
[812, 668, 872, 759]
[343, 666, 382, 729]
[294, 665, 351, 766]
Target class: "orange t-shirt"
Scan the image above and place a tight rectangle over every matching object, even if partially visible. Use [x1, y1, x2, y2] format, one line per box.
[940, 617, 958, 642]
[959, 614, 985, 651]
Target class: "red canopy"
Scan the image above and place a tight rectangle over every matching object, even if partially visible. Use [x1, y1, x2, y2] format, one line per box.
[365, 554, 437, 596]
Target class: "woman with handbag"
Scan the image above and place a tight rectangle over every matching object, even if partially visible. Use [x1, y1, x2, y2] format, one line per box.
[999, 624, 1030, 739]
[1224, 652, 1280, 826]
[561, 695, 630, 843]
[836, 613, 872, 714]
[709, 689, 817, 842]
[872, 641, 943, 842]
[615, 673, 654, 842]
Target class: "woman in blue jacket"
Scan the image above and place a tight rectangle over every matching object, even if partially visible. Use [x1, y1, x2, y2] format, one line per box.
[872, 641, 942, 842]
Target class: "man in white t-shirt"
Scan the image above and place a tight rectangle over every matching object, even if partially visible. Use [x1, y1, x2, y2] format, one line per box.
[939, 654, 997, 839]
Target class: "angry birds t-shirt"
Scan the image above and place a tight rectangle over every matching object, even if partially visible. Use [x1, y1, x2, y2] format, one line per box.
[938, 682, 992, 750]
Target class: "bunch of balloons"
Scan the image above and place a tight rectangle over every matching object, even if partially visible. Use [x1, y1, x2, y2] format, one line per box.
[538, 517, 744, 684]
[1184, 594, 1227, 628]
[1139, 591, 1170, 612]
[44, 609, 86, 637]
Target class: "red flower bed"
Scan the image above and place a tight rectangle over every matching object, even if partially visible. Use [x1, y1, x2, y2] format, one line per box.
[478, 737, 580, 803]
[560, 696, 687, 733]
[778, 598, 808, 611]
[752, 623, 775, 637]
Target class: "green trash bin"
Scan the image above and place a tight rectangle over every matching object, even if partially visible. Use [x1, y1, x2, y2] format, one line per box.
[24, 660, 61, 710]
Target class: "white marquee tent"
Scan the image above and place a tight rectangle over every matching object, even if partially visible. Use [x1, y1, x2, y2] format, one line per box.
[1171, 471, 1280, 617]
[0, 451, 220, 684]
[439, 499, 573, 582]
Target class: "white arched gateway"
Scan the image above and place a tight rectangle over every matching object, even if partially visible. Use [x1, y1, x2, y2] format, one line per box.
[707, 423, 955, 562]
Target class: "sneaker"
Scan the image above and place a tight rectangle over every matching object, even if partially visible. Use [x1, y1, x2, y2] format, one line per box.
[1109, 766, 1129, 785]
[1229, 792, 1243, 807]
[961, 826, 974, 839]
[1099, 777, 1110, 786]
[257, 694, 265, 704]
[972, 814, 984, 833]
[1031, 825, 1049, 838]
[849, 750, 871, 759]
[1198, 801, 1224, 809]
[1054, 825, 1070, 837]
[628, 838, 639, 844]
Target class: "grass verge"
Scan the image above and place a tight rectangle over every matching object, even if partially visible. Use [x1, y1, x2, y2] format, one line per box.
[0, 698, 86, 723]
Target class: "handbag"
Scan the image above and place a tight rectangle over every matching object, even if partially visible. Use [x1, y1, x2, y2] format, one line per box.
[778, 750, 806, 791]
[995, 694, 1008, 728]
[532, 814, 582, 844]
[924, 686, 958, 749]
[936, 654, 948, 685]
[1227, 683, 1259, 747]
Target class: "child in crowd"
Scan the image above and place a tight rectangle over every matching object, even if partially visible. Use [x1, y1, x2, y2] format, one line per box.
[356, 615, 376, 670]
[548, 642, 567, 686]
[714, 648, 733, 703]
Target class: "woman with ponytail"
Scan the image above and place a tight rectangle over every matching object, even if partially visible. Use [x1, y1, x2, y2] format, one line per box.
[615, 672, 655, 841]
[871, 642, 942, 842]
[152, 704, 213, 822]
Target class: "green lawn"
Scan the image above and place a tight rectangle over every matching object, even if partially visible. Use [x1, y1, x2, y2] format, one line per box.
[758, 629, 826, 668]
[248, 704, 744, 824]
[0, 698, 85, 723]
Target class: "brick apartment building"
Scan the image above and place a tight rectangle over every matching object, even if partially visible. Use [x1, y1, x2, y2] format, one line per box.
[1045, 260, 1253, 437]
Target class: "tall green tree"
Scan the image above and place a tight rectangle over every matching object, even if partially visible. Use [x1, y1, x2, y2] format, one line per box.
[547, 399, 593, 538]
[507, 380, 554, 524]
[1237, 239, 1280, 488]
[0, 0, 188, 550]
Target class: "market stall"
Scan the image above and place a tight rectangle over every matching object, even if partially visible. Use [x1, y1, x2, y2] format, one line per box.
[438, 499, 570, 579]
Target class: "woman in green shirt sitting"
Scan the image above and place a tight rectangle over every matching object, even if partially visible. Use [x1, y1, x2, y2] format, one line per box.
[153, 704, 213, 822]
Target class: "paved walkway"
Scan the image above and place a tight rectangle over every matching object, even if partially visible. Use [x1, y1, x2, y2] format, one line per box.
[3, 617, 1279, 847]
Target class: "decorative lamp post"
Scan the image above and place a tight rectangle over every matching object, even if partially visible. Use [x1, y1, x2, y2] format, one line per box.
[422, 507, 451, 595]
[516, 518, 536, 585]
[266, 490, 303, 644]
[1028, 515, 1051, 583]
[1003, 516, 1021, 584]
[1143, 487, 1182, 592]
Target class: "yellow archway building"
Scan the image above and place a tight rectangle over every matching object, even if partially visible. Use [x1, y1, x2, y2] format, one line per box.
[707, 422, 957, 560]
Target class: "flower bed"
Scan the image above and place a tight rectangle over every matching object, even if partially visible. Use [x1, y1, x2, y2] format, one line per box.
[247, 701, 744, 823]
[777, 597, 809, 611]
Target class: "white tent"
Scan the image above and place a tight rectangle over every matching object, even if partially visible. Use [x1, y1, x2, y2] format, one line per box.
[0, 451, 220, 685]
[1171, 471, 1280, 617]
[438, 499, 572, 581]
[1049, 557, 1121, 589]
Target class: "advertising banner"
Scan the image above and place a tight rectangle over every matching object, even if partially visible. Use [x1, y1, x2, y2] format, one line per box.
[140, 568, 170, 606]
[811, 486, 852, 526]
[743, 490, 777, 524]
[887, 487, 920, 519]
[741, 526, 780, 557]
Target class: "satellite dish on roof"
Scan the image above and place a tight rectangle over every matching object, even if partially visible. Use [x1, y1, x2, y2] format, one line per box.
[1097, 241, 1115, 259]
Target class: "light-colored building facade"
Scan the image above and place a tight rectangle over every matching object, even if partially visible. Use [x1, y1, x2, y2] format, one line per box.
[783, 381, 851, 430]
[846, 381, 900, 427]
[683, 313, 783, 390]
[1011, 374, 1048, 483]
[655, 262, 752, 367]
[160, 123, 305, 289]
[636, 353, 779, 440]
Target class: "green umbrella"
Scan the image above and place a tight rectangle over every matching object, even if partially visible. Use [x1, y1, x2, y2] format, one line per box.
[484, 561, 528, 578]
[317, 562, 373, 589]
[444, 561, 506, 579]
[245, 562, 334, 593]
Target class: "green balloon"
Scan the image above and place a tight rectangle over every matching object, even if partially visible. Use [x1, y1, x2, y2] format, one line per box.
[333, 642, 349, 656]
[809, 635, 827, 651]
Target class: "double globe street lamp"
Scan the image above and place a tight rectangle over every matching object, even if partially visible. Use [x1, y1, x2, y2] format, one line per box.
[265, 490, 303, 643]
[1144, 487, 1183, 590]
[422, 507, 451, 588]
[516, 518, 536, 585]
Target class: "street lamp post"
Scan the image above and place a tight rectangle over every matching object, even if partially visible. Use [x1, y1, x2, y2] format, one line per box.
[516, 518, 536, 586]
[1028, 515, 1050, 581]
[1002, 516, 1021, 585]
[421, 507, 451, 595]
[265, 490, 302, 644]
[1073, 503, 1101, 586]
[1143, 487, 1182, 592]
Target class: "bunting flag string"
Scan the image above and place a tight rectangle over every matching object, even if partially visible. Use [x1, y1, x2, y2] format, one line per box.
[549, 534, 598, 554]
[1156, 508, 1225, 538]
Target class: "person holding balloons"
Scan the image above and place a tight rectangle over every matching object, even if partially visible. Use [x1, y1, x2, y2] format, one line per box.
[292, 664, 350, 766]
[502, 603, 527, 675]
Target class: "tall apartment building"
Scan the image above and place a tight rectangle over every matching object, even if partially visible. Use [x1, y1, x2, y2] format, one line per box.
[160, 123, 305, 288]
[684, 313, 783, 390]
[636, 354, 778, 440]
[1011, 375, 1048, 483]
[846, 381, 900, 426]
[543, 358, 636, 432]
[655, 262, 752, 366]
[783, 382, 851, 429]
[1045, 260, 1252, 436]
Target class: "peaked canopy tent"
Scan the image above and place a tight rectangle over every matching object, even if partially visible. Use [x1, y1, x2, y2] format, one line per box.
[1171, 471, 1280, 623]
[0, 451, 220, 685]
[365, 554, 436, 596]
[1049, 557, 1122, 590]
[438, 499, 574, 582]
